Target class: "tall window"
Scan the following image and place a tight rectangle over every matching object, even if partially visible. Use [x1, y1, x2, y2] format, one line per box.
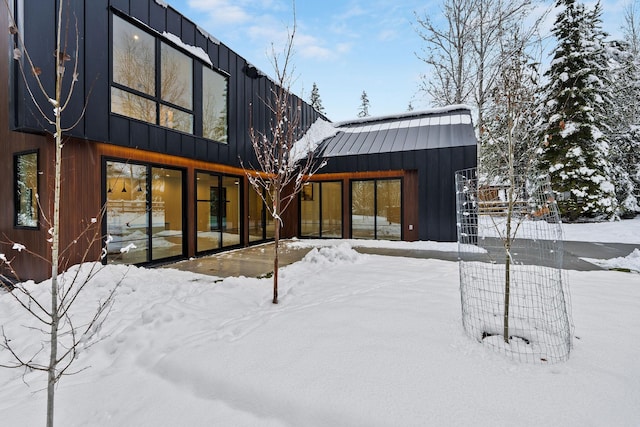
[14, 151, 38, 228]
[111, 15, 196, 134]
[300, 181, 342, 238]
[351, 179, 401, 240]
[203, 67, 228, 143]
[196, 172, 242, 253]
[160, 43, 193, 133]
[105, 160, 184, 264]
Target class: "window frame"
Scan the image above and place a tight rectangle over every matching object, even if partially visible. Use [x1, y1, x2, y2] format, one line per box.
[194, 170, 244, 254]
[103, 157, 187, 265]
[13, 150, 39, 229]
[349, 177, 403, 240]
[110, 12, 229, 141]
[299, 180, 343, 239]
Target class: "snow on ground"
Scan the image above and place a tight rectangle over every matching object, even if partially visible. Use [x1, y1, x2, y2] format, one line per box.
[0, 223, 639, 426]
[583, 248, 640, 272]
[561, 216, 640, 244]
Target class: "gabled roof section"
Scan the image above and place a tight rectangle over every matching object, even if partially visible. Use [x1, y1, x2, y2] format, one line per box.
[319, 105, 477, 158]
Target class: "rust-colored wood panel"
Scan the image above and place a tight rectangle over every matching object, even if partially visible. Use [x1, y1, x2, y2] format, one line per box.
[97, 143, 249, 176]
[311, 170, 406, 181]
[280, 182, 299, 239]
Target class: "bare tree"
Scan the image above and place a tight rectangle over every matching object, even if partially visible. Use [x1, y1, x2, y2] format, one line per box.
[414, 0, 540, 131]
[480, 27, 545, 343]
[0, 2, 119, 426]
[243, 6, 324, 304]
[415, 0, 478, 106]
[623, 1, 640, 56]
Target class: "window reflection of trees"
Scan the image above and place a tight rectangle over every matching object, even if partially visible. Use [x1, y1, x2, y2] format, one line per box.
[112, 16, 194, 134]
[161, 43, 191, 109]
[202, 67, 228, 142]
[16, 152, 38, 227]
[351, 181, 375, 215]
[113, 17, 155, 95]
[111, 16, 228, 140]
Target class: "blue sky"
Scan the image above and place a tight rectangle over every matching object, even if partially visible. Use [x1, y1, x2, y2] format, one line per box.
[164, 0, 630, 122]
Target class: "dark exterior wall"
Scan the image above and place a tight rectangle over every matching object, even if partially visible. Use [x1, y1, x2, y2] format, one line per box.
[2, 0, 322, 281]
[13, 0, 321, 167]
[320, 144, 477, 242]
[308, 169, 419, 241]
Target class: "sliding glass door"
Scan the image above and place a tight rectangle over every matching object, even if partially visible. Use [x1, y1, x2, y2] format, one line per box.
[106, 160, 184, 264]
[351, 178, 402, 240]
[196, 172, 242, 253]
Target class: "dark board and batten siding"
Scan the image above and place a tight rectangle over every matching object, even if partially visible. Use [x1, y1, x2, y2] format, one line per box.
[319, 109, 478, 242]
[14, 0, 322, 169]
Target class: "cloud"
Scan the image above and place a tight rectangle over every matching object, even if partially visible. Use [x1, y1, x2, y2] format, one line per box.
[377, 29, 398, 42]
[188, 0, 251, 24]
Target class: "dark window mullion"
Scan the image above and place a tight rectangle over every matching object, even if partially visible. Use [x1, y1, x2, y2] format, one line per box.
[111, 82, 155, 102]
[373, 180, 378, 240]
[146, 165, 153, 262]
[155, 38, 161, 126]
[318, 183, 323, 238]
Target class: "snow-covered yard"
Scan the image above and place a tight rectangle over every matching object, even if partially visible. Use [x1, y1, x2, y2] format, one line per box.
[0, 219, 639, 426]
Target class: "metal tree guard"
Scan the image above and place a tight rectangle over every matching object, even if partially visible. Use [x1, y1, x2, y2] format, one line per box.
[455, 168, 573, 363]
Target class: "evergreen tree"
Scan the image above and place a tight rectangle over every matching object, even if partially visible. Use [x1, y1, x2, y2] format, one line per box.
[309, 82, 325, 114]
[358, 90, 370, 118]
[538, 0, 617, 221]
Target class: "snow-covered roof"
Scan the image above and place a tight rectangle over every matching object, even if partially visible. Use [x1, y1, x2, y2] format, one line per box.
[311, 106, 476, 158]
[333, 104, 473, 127]
[161, 31, 212, 66]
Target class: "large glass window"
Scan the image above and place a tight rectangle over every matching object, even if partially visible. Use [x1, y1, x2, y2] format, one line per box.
[161, 43, 192, 110]
[300, 181, 343, 238]
[351, 179, 401, 240]
[300, 183, 320, 237]
[196, 173, 220, 252]
[160, 42, 193, 133]
[248, 186, 262, 242]
[106, 160, 184, 264]
[151, 167, 184, 260]
[222, 176, 241, 247]
[202, 67, 228, 143]
[106, 162, 149, 264]
[14, 151, 38, 228]
[112, 15, 199, 135]
[322, 181, 343, 238]
[375, 179, 402, 240]
[112, 16, 155, 96]
[196, 172, 242, 253]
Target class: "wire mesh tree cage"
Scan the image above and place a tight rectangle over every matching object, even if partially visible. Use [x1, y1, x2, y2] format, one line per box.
[455, 167, 573, 363]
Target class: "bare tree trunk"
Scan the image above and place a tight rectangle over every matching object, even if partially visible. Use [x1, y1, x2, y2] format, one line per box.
[273, 220, 279, 304]
[46, 4, 66, 421]
[502, 94, 516, 345]
[503, 186, 514, 344]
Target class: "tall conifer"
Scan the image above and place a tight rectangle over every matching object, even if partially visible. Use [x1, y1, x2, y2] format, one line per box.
[538, 0, 616, 220]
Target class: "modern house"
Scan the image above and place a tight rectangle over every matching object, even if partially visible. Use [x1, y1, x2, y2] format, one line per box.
[0, 0, 477, 283]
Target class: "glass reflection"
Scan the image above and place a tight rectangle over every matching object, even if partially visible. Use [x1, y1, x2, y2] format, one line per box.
[321, 182, 342, 238]
[351, 179, 401, 240]
[300, 183, 320, 237]
[376, 180, 401, 240]
[202, 67, 228, 142]
[351, 180, 375, 239]
[106, 162, 149, 264]
[222, 176, 241, 247]
[151, 167, 183, 260]
[248, 186, 265, 242]
[196, 172, 220, 252]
